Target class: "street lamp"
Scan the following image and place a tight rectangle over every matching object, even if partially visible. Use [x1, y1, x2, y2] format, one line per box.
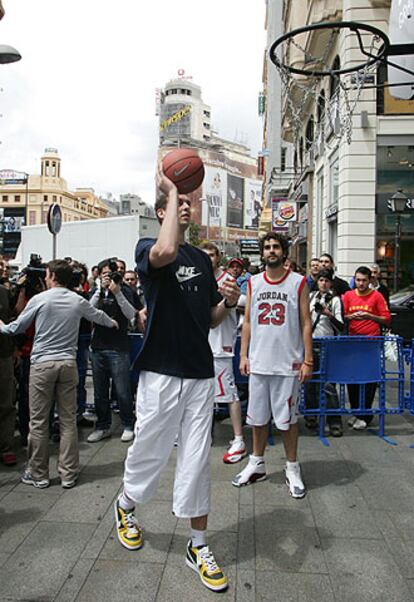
[199, 197, 210, 240]
[0, 44, 21, 64]
[389, 189, 408, 292]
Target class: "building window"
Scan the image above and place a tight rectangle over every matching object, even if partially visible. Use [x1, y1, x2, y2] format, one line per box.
[305, 117, 314, 152]
[14, 195, 21, 203]
[29, 211, 36, 225]
[45, 161, 50, 176]
[315, 174, 324, 256]
[281, 147, 287, 172]
[43, 195, 48, 203]
[2, 195, 8, 202]
[52, 162, 56, 177]
[330, 56, 341, 98]
[204, 110, 210, 118]
[203, 122, 210, 129]
[329, 154, 339, 206]
[53, 195, 57, 203]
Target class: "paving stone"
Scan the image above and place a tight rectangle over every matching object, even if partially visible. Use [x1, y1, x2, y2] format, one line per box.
[0, 490, 60, 553]
[76, 559, 163, 602]
[0, 521, 96, 600]
[0, 552, 9, 567]
[255, 508, 327, 574]
[237, 504, 255, 572]
[385, 537, 414, 579]
[354, 468, 414, 512]
[255, 570, 335, 601]
[309, 483, 383, 539]
[321, 537, 412, 601]
[55, 557, 96, 602]
[156, 564, 235, 601]
[235, 569, 255, 602]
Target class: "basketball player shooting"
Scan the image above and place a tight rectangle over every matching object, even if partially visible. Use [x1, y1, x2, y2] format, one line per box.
[114, 162, 239, 593]
[232, 232, 313, 498]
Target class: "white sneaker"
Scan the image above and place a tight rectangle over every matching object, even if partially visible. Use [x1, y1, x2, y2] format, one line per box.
[285, 463, 306, 499]
[232, 456, 267, 487]
[347, 416, 356, 427]
[223, 438, 247, 464]
[87, 429, 111, 443]
[352, 418, 368, 431]
[121, 429, 134, 442]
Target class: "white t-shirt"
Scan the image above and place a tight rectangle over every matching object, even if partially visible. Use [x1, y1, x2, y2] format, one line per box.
[209, 270, 238, 358]
[248, 269, 306, 375]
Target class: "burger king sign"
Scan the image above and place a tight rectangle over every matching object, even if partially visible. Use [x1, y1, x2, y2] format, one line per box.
[271, 198, 297, 231]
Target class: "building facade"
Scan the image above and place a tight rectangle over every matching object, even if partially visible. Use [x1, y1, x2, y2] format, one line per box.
[158, 74, 262, 256]
[266, 0, 414, 288]
[0, 148, 108, 257]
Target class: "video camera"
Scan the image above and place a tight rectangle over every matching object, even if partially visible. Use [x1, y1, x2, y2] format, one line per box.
[22, 254, 47, 283]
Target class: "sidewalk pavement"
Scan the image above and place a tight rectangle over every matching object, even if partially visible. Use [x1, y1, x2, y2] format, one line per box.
[2, 409, 414, 602]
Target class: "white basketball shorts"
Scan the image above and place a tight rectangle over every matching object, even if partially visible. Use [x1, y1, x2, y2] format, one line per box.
[214, 357, 239, 404]
[247, 374, 300, 431]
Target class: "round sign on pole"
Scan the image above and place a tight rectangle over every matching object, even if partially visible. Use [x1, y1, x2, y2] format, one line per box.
[47, 203, 62, 235]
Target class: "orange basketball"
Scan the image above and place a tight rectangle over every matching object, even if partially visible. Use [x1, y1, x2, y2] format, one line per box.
[162, 148, 205, 194]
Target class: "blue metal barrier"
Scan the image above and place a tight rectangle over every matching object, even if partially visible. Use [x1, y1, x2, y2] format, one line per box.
[78, 333, 407, 446]
[300, 336, 405, 446]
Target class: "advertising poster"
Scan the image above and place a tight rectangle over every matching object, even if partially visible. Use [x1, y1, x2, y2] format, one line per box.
[227, 174, 244, 229]
[271, 197, 289, 232]
[159, 103, 192, 138]
[244, 179, 262, 230]
[2, 208, 26, 256]
[201, 167, 227, 228]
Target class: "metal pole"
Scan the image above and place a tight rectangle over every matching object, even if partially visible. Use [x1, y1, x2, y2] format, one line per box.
[393, 213, 401, 292]
[206, 198, 210, 240]
[53, 233, 57, 260]
[25, 175, 28, 226]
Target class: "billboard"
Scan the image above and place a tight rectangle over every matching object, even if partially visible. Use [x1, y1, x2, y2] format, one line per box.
[227, 174, 244, 229]
[244, 179, 262, 230]
[0, 207, 26, 256]
[159, 103, 192, 137]
[201, 167, 227, 228]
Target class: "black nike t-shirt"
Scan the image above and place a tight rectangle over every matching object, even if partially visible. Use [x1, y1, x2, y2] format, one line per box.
[135, 238, 221, 379]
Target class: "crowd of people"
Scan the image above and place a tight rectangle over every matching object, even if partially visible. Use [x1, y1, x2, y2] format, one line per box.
[0, 168, 393, 593]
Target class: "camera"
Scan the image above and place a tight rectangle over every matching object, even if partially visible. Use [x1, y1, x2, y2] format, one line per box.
[99, 258, 123, 286]
[314, 301, 324, 313]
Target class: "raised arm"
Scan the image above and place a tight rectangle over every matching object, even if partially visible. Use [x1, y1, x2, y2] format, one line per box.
[149, 163, 180, 269]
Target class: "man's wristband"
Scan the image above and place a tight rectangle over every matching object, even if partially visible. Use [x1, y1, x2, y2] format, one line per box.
[224, 299, 237, 309]
[303, 360, 313, 367]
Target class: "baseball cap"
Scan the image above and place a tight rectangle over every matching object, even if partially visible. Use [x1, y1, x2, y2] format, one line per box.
[228, 257, 244, 268]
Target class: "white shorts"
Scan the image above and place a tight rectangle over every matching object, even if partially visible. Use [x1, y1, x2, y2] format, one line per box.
[214, 357, 239, 404]
[247, 374, 300, 431]
[123, 371, 214, 518]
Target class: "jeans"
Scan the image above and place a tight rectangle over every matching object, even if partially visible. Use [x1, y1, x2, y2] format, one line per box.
[347, 382, 377, 425]
[90, 349, 134, 431]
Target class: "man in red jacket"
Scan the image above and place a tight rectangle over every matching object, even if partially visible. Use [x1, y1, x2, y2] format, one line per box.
[342, 265, 391, 430]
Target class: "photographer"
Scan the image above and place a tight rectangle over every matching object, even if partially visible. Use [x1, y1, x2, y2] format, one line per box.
[0, 259, 118, 489]
[305, 269, 344, 437]
[87, 259, 136, 443]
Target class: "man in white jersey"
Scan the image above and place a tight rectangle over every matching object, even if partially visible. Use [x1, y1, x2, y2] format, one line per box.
[200, 242, 246, 464]
[232, 232, 313, 498]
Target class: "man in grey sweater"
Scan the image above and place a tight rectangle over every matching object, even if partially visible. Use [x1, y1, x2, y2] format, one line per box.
[0, 259, 118, 489]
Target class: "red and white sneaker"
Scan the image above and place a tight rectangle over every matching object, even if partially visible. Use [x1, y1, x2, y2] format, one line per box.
[223, 438, 247, 464]
[232, 456, 267, 487]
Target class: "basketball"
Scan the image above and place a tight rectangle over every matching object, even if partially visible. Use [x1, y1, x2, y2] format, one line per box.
[162, 149, 205, 194]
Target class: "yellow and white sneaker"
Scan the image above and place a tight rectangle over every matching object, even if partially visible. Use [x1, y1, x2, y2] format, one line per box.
[186, 540, 228, 592]
[114, 498, 143, 550]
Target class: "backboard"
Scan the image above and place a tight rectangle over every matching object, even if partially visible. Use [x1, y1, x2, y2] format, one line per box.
[388, 0, 414, 99]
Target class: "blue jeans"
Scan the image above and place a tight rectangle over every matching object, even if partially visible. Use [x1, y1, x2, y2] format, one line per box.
[90, 349, 134, 431]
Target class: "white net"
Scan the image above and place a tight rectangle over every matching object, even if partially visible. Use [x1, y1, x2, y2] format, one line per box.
[272, 26, 384, 151]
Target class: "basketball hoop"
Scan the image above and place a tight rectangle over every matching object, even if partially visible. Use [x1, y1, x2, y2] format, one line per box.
[269, 20, 414, 151]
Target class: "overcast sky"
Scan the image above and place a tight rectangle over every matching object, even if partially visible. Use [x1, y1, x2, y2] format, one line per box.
[0, 0, 266, 204]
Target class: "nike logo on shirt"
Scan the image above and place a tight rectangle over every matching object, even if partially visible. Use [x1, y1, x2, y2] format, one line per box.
[176, 265, 202, 283]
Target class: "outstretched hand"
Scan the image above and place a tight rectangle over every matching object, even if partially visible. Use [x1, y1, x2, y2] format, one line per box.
[219, 279, 240, 308]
